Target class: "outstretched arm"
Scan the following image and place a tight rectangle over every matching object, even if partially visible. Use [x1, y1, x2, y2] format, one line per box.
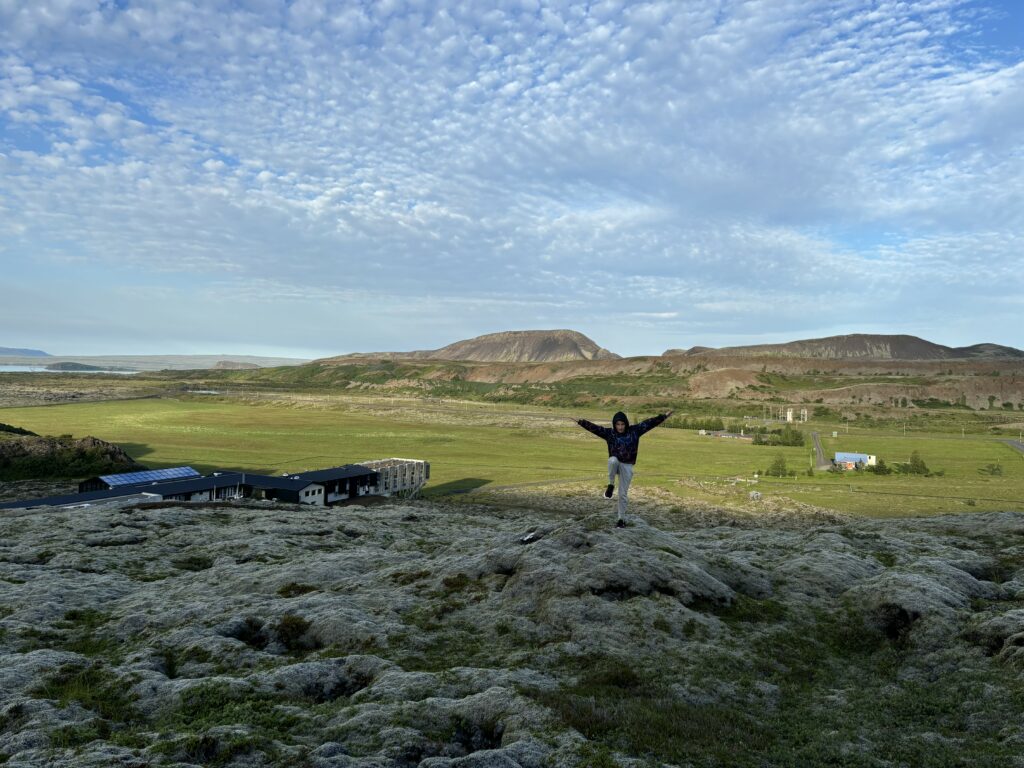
[574, 417, 613, 439]
[634, 410, 674, 436]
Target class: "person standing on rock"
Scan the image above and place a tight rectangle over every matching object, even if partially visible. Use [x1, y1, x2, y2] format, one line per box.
[571, 410, 673, 528]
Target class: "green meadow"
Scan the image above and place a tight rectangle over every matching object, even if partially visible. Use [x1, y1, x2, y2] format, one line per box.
[1, 396, 1021, 516]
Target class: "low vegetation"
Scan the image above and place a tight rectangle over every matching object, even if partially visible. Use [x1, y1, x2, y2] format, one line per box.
[1, 390, 1021, 516]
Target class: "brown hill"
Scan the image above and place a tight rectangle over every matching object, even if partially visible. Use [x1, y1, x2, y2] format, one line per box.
[663, 346, 714, 357]
[667, 334, 1024, 361]
[323, 330, 620, 363]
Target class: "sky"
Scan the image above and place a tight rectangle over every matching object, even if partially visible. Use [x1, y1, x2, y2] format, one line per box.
[0, 0, 1022, 359]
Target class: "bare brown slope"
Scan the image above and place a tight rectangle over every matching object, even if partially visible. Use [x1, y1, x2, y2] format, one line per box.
[322, 330, 620, 363]
[667, 334, 1024, 360]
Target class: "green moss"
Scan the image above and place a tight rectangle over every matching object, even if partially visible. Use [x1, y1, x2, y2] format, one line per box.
[155, 644, 213, 679]
[49, 719, 111, 749]
[150, 732, 279, 768]
[532, 654, 767, 764]
[171, 554, 213, 571]
[573, 742, 620, 768]
[441, 573, 473, 592]
[277, 582, 317, 598]
[390, 569, 431, 586]
[17, 610, 121, 660]
[30, 663, 138, 724]
[872, 550, 899, 567]
[148, 680, 329, 764]
[691, 594, 787, 625]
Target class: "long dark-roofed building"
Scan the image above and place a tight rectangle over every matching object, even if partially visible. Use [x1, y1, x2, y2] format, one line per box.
[79, 466, 201, 493]
[285, 464, 380, 504]
[1, 459, 426, 512]
[0, 488, 152, 511]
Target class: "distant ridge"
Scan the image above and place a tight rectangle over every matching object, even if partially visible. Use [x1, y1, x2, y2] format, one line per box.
[0, 354, 309, 371]
[323, 330, 620, 363]
[0, 347, 49, 357]
[664, 334, 1024, 360]
[663, 346, 715, 356]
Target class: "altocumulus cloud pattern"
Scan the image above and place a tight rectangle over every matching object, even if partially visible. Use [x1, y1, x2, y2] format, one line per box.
[0, 0, 1021, 355]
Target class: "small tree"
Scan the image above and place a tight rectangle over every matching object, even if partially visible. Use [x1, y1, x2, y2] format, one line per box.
[779, 425, 805, 446]
[766, 454, 788, 478]
[908, 450, 929, 475]
[867, 458, 892, 475]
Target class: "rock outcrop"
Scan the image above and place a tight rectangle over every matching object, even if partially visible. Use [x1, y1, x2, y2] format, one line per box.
[2, 495, 1024, 766]
[0, 435, 143, 481]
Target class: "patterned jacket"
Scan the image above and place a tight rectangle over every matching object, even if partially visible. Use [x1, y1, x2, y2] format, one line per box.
[577, 411, 669, 465]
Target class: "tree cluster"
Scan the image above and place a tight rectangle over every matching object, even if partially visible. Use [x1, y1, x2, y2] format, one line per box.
[752, 425, 805, 447]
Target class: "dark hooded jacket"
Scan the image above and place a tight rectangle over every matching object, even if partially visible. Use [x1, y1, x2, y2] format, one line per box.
[576, 411, 669, 464]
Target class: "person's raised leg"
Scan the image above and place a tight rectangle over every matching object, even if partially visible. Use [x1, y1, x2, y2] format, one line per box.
[605, 456, 618, 498]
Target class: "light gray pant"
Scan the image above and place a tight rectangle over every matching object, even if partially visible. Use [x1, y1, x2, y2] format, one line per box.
[608, 457, 634, 520]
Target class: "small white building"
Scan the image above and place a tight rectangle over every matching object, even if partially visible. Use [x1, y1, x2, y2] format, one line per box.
[834, 452, 877, 469]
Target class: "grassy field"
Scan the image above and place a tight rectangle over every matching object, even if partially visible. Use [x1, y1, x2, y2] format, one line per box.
[1, 396, 1021, 516]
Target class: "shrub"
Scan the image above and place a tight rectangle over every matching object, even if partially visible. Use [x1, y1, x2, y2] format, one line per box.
[895, 451, 930, 475]
[274, 613, 313, 652]
[908, 451, 929, 475]
[866, 459, 892, 475]
[765, 454, 789, 478]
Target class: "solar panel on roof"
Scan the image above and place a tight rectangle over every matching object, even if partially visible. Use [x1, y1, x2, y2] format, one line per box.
[98, 466, 201, 487]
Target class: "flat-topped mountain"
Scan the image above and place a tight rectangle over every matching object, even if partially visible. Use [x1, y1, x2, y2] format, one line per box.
[665, 334, 1024, 361]
[324, 330, 620, 363]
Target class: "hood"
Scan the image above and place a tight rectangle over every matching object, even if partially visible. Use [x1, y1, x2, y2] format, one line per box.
[612, 411, 629, 429]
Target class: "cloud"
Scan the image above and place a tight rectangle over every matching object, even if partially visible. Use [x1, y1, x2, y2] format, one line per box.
[0, 0, 1021, 355]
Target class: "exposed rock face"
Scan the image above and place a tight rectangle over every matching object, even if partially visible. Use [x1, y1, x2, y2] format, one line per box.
[324, 330, 620, 363]
[686, 368, 762, 398]
[3, 493, 1024, 766]
[678, 334, 1024, 360]
[0, 435, 143, 481]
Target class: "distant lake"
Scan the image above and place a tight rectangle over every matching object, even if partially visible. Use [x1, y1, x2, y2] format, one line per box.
[0, 365, 139, 375]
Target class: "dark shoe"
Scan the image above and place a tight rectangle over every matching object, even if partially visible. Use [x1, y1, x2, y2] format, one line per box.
[604, 484, 614, 499]
[616, 519, 626, 528]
